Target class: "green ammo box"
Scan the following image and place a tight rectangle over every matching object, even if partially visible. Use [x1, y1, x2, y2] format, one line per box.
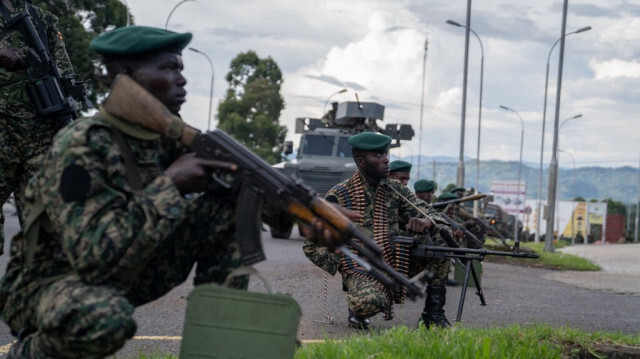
[180, 284, 301, 359]
[454, 261, 483, 288]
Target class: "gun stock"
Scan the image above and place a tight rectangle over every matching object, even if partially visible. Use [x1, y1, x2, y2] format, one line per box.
[102, 74, 424, 299]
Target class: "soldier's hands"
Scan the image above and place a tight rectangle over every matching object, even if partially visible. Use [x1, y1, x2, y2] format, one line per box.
[0, 49, 27, 71]
[165, 153, 237, 194]
[299, 218, 338, 251]
[407, 217, 432, 233]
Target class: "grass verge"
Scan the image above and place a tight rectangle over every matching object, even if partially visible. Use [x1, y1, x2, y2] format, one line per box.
[483, 240, 601, 271]
[124, 324, 640, 359]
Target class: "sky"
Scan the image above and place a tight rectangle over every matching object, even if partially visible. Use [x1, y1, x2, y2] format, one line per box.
[123, 0, 640, 169]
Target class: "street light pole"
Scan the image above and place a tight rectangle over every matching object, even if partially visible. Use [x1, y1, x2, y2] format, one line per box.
[188, 47, 214, 131]
[500, 105, 525, 245]
[534, 25, 591, 243]
[456, 0, 473, 188]
[558, 149, 576, 244]
[556, 114, 582, 157]
[165, 0, 194, 29]
[417, 36, 428, 180]
[323, 88, 347, 117]
[447, 19, 484, 215]
[545, 0, 570, 253]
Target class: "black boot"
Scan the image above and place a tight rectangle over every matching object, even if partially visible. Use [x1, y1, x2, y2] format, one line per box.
[348, 309, 370, 330]
[446, 278, 459, 287]
[420, 285, 451, 329]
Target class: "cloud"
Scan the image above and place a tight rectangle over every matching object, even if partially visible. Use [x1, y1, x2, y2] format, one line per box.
[589, 59, 640, 79]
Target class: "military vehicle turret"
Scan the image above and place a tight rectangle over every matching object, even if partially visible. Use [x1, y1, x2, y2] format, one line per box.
[272, 100, 414, 238]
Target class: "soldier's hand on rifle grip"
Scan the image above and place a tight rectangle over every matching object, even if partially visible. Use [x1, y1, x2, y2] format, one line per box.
[165, 153, 237, 195]
[0, 49, 27, 71]
[299, 218, 338, 252]
[407, 217, 432, 233]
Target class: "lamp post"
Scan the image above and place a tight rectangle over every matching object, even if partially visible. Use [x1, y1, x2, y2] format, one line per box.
[417, 37, 428, 180]
[323, 89, 347, 117]
[534, 25, 591, 244]
[456, 0, 473, 188]
[556, 114, 582, 156]
[447, 19, 484, 215]
[165, 0, 195, 29]
[499, 105, 525, 244]
[558, 149, 576, 244]
[188, 47, 214, 131]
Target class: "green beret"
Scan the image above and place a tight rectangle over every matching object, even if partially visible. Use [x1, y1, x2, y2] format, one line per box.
[414, 179, 436, 193]
[348, 132, 392, 152]
[438, 192, 458, 201]
[451, 186, 465, 193]
[389, 160, 412, 173]
[90, 26, 192, 58]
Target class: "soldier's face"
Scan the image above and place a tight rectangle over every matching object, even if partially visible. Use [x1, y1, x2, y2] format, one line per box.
[416, 191, 433, 203]
[389, 171, 410, 186]
[359, 151, 390, 179]
[130, 52, 187, 115]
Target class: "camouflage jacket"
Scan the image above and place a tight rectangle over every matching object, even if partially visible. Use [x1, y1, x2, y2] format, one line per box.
[303, 172, 449, 276]
[0, 1, 73, 119]
[0, 108, 195, 321]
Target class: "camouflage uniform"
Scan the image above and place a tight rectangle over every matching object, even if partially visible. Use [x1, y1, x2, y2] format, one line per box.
[0, 109, 248, 359]
[0, 1, 74, 254]
[303, 172, 451, 319]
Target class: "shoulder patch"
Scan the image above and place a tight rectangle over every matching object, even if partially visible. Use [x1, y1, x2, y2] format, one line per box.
[59, 164, 92, 203]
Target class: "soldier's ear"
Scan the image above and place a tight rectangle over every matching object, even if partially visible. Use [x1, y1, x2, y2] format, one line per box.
[355, 156, 365, 167]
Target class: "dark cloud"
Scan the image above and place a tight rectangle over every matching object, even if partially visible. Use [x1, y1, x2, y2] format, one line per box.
[304, 74, 367, 91]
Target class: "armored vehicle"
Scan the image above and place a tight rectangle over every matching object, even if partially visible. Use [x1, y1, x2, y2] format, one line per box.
[272, 101, 414, 238]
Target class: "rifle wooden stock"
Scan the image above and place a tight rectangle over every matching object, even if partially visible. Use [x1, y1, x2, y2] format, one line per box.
[103, 74, 198, 146]
[101, 74, 423, 298]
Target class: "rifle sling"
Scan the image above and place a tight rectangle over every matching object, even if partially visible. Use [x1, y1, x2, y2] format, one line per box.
[109, 127, 143, 193]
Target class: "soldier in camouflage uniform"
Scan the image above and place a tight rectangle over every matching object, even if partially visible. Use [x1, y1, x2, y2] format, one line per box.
[414, 179, 437, 204]
[303, 132, 453, 330]
[0, 26, 332, 359]
[388, 160, 411, 186]
[0, 0, 74, 255]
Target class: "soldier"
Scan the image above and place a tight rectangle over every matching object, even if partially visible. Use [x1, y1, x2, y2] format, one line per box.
[388, 160, 412, 186]
[414, 179, 437, 204]
[0, 26, 335, 359]
[0, 0, 74, 255]
[303, 132, 453, 330]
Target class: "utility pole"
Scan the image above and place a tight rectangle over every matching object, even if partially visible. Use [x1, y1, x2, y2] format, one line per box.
[456, 0, 472, 187]
[417, 36, 429, 180]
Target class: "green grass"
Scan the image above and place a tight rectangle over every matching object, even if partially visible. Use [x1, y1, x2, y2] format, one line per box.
[483, 240, 601, 271]
[125, 324, 640, 359]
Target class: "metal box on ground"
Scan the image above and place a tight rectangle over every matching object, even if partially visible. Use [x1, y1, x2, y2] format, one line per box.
[454, 260, 483, 288]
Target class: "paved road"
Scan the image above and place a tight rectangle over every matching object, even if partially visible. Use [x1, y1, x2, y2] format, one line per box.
[1, 205, 639, 357]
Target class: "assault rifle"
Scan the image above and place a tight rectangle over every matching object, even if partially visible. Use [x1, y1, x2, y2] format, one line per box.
[102, 74, 424, 300]
[393, 234, 538, 321]
[2, 5, 91, 126]
[431, 193, 486, 209]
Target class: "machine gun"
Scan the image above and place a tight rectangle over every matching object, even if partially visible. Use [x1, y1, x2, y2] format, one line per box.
[393, 234, 538, 322]
[2, 5, 91, 126]
[431, 193, 486, 210]
[102, 74, 424, 300]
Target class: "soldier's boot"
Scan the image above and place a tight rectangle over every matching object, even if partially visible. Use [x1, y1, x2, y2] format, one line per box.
[446, 278, 459, 287]
[420, 285, 451, 329]
[347, 309, 370, 330]
[6, 328, 36, 359]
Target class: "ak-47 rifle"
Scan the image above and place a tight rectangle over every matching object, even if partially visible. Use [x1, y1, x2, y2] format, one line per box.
[431, 193, 486, 209]
[102, 74, 424, 300]
[434, 193, 511, 248]
[1, 3, 91, 126]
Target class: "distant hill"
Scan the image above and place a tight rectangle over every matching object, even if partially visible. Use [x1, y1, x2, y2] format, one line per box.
[396, 156, 639, 203]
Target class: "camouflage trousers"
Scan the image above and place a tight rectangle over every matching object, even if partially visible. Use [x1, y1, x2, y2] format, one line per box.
[344, 256, 450, 318]
[0, 114, 57, 255]
[7, 192, 245, 359]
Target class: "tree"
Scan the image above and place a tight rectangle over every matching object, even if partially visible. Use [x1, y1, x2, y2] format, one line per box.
[573, 196, 586, 202]
[32, 0, 131, 106]
[217, 51, 287, 164]
[603, 198, 626, 215]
